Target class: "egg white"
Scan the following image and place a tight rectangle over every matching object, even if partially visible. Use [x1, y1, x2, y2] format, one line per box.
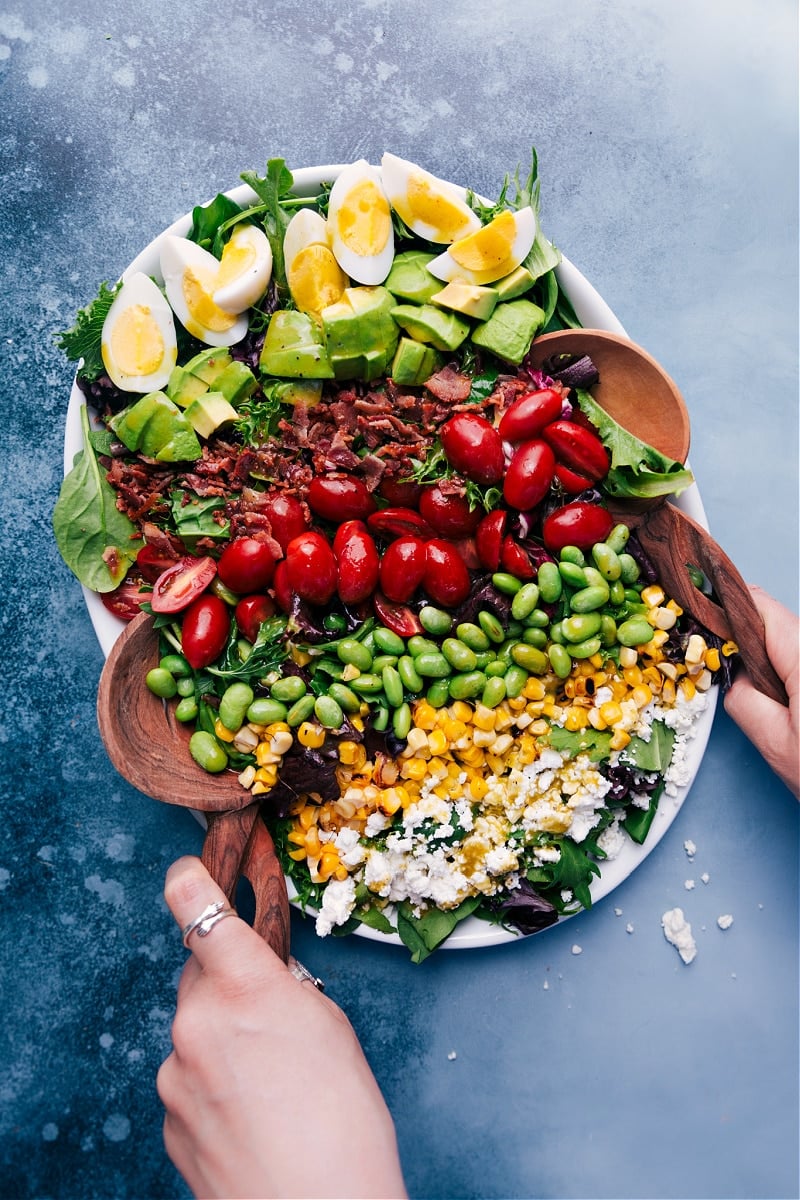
[100, 272, 177, 393]
[327, 160, 395, 286]
[212, 223, 273, 315]
[283, 209, 348, 313]
[160, 235, 249, 346]
[427, 206, 537, 286]
[380, 152, 482, 244]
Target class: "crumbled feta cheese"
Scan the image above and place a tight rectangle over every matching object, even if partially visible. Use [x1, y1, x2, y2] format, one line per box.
[626, 923, 634, 934]
[315, 876, 357, 937]
[365, 811, 389, 837]
[597, 817, 626, 860]
[661, 907, 697, 964]
[684, 879, 695, 890]
[334, 826, 366, 869]
[447, 1050, 457, 1061]
[701, 872, 710, 884]
[684, 839, 697, 858]
[717, 913, 734, 930]
[571, 944, 582, 955]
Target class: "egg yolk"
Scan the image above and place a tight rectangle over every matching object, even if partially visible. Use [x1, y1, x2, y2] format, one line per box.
[216, 235, 257, 288]
[398, 175, 476, 242]
[106, 305, 166, 375]
[288, 243, 348, 314]
[182, 267, 239, 333]
[335, 179, 392, 256]
[448, 210, 517, 272]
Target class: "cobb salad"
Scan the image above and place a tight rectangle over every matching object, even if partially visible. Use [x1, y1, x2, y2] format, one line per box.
[55, 150, 735, 960]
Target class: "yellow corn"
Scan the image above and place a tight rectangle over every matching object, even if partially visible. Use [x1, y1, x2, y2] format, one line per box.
[297, 721, 326, 749]
[338, 740, 366, 767]
[450, 701, 473, 723]
[214, 719, 236, 743]
[427, 728, 448, 756]
[704, 646, 721, 672]
[413, 702, 439, 731]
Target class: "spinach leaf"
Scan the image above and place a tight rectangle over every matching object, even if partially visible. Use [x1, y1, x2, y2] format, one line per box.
[53, 405, 143, 591]
[526, 835, 602, 910]
[56, 281, 120, 382]
[188, 192, 245, 255]
[622, 721, 675, 773]
[623, 779, 666, 845]
[170, 491, 229, 549]
[545, 724, 613, 762]
[397, 895, 482, 963]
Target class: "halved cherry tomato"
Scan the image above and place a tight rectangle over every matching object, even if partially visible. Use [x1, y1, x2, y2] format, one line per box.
[181, 594, 231, 669]
[440, 412, 505, 486]
[554, 462, 594, 495]
[150, 556, 217, 614]
[419, 486, 481, 538]
[475, 509, 507, 571]
[101, 576, 151, 621]
[452, 535, 481, 572]
[498, 388, 562, 443]
[285, 531, 337, 606]
[136, 544, 180, 584]
[499, 535, 535, 580]
[372, 591, 423, 637]
[378, 477, 423, 508]
[308, 476, 377, 523]
[262, 492, 309, 553]
[368, 507, 435, 541]
[333, 520, 380, 605]
[272, 560, 292, 612]
[235, 594, 276, 643]
[542, 501, 615, 552]
[379, 535, 427, 603]
[503, 441, 556, 512]
[217, 537, 277, 595]
[423, 540, 471, 607]
[542, 419, 609, 482]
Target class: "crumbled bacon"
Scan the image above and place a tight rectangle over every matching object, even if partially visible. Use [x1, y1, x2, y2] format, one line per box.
[425, 365, 472, 404]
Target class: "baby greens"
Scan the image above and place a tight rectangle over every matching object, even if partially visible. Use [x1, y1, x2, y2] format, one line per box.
[576, 388, 694, 500]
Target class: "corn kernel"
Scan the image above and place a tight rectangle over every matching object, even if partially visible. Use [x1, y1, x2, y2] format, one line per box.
[401, 758, 428, 781]
[469, 776, 489, 800]
[695, 668, 713, 692]
[652, 606, 678, 630]
[270, 730, 294, 756]
[380, 788, 404, 815]
[641, 584, 665, 607]
[450, 701, 473, 723]
[610, 728, 631, 750]
[255, 765, 278, 787]
[473, 727, 497, 748]
[722, 640, 739, 657]
[661, 677, 677, 705]
[413, 702, 439, 731]
[522, 677, 546, 701]
[287, 846, 307, 861]
[618, 646, 638, 668]
[427, 729, 448, 756]
[564, 706, 589, 731]
[679, 676, 697, 700]
[588, 708, 607, 730]
[704, 647, 721, 672]
[233, 726, 260, 754]
[214, 719, 236, 743]
[256, 743, 279, 766]
[238, 765, 257, 789]
[297, 721, 326, 749]
[472, 704, 497, 731]
[405, 727, 429, 754]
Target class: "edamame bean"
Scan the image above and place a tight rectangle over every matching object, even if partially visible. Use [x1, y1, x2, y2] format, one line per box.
[582, 566, 610, 591]
[504, 665, 528, 698]
[687, 564, 705, 590]
[176, 676, 195, 697]
[398, 655, 424, 693]
[392, 702, 412, 740]
[146, 668, 177, 699]
[563, 612, 603, 643]
[485, 660, 508, 678]
[569, 585, 610, 613]
[568, 635, 603, 659]
[408, 635, 439, 658]
[414, 652, 451, 678]
[523, 608, 550, 629]
[559, 545, 585, 566]
[511, 582, 540, 620]
[591, 542, 622, 581]
[510, 643, 548, 674]
[473, 650, 495, 670]
[477, 611, 505, 643]
[336, 639, 373, 672]
[370, 654, 398, 674]
[608, 580, 626, 606]
[159, 653, 191, 678]
[600, 614, 618, 647]
[617, 616, 654, 647]
[189, 730, 228, 774]
[442, 638, 477, 672]
[372, 703, 390, 731]
[314, 694, 345, 729]
[247, 696, 289, 725]
[548, 643, 573, 679]
[606, 523, 631, 554]
[482, 676, 507, 707]
[382, 665, 404, 709]
[618, 553, 641, 585]
[373, 626, 407, 656]
[323, 612, 348, 634]
[537, 560, 563, 604]
[327, 682, 362, 714]
[456, 622, 491, 652]
[237, 639, 253, 663]
[174, 696, 198, 723]
[491, 572, 522, 595]
[522, 626, 548, 649]
[558, 561, 588, 589]
[218, 682, 255, 731]
[286, 693, 317, 726]
[210, 578, 239, 606]
[426, 679, 451, 707]
[548, 621, 567, 644]
[348, 673, 384, 694]
[271, 675, 308, 703]
[448, 671, 487, 700]
[419, 606, 453, 637]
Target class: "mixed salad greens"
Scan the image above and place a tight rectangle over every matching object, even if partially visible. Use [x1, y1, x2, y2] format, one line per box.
[55, 149, 732, 959]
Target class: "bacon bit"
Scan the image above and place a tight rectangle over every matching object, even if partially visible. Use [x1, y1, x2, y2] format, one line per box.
[425, 365, 472, 404]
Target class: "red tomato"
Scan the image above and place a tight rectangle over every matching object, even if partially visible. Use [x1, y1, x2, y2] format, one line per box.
[235, 594, 276, 643]
[503, 441, 556, 512]
[308, 476, 377, 523]
[217, 537, 276, 595]
[372, 592, 423, 638]
[367, 507, 434, 541]
[136, 544, 180, 584]
[542, 502, 615, 552]
[181, 594, 231, 669]
[554, 462, 594, 495]
[440, 412, 505, 486]
[150, 556, 217, 614]
[475, 509, 507, 571]
[272, 560, 292, 612]
[498, 388, 562, 443]
[419, 486, 481, 538]
[423, 540, 471, 607]
[333, 521, 380, 605]
[262, 492, 309, 553]
[378, 477, 423, 508]
[285, 531, 337, 606]
[542, 419, 609, 482]
[100, 577, 150, 621]
[499, 536, 535, 580]
[379, 535, 428, 603]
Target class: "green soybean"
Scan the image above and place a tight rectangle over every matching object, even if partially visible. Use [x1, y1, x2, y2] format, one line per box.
[373, 626, 407, 656]
[606, 523, 631, 554]
[582, 566, 610, 591]
[382, 665, 404, 708]
[414, 652, 451, 678]
[477, 610, 505, 643]
[569, 635, 603, 659]
[210, 578, 240, 606]
[286, 693, 317, 726]
[558, 561, 588, 589]
[218, 683, 255, 731]
[618, 553, 640, 585]
[159, 653, 191, 678]
[176, 676, 195, 698]
[247, 696, 288, 725]
[370, 654, 398, 674]
[189, 731, 228, 774]
[485, 660, 508, 678]
[336, 639, 373, 671]
[559, 545, 585, 566]
[271, 676, 307, 703]
[491, 572, 522, 595]
[398, 655, 424, 693]
[426, 679, 451, 707]
[608, 580, 626, 606]
[419, 606, 453, 637]
[322, 612, 349, 635]
[548, 643, 573, 679]
[687, 564, 706, 590]
[510, 643, 548, 674]
[482, 676, 507, 707]
[372, 703, 390, 731]
[591, 542, 622, 581]
[348, 673, 384, 695]
[548, 621, 567, 644]
[522, 626, 548, 649]
[511, 582, 540, 620]
[456, 622, 491, 652]
[617, 616, 654, 647]
[392, 702, 412, 740]
[314, 694, 345, 730]
[570, 584, 610, 613]
[408, 635, 439, 658]
[563, 612, 603, 643]
[448, 671, 486, 700]
[327, 682, 362, 714]
[600, 614, 618, 647]
[237, 638, 253, 663]
[442, 638, 478, 672]
[473, 650, 495, 671]
[537, 560, 563, 604]
[523, 608, 551, 629]
[174, 696, 199, 723]
[146, 668, 177, 699]
[504, 665, 528, 698]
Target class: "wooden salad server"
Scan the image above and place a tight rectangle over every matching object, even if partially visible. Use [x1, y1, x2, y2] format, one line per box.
[96, 610, 291, 960]
[528, 329, 788, 707]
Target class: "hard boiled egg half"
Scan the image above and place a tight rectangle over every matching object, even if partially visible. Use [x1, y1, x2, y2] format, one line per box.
[326, 160, 395, 286]
[101, 272, 178, 393]
[427, 206, 537, 286]
[283, 208, 348, 315]
[160, 235, 250, 346]
[380, 152, 482, 244]
[212, 223, 273, 315]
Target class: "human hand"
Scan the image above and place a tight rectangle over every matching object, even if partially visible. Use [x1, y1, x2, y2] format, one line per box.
[723, 585, 799, 798]
[157, 856, 407, 1200]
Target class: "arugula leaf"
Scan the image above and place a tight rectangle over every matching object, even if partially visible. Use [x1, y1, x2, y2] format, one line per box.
[575, 388, 694, 500]
[396, 896, 482, 963]
[53, 405, 143, 591]
[512, 147, 562, 283]
[56, 281, 120, 381]
[526, 836, 602, 911]
[239, 158, 297, 303]
[206, 614, 288, 683]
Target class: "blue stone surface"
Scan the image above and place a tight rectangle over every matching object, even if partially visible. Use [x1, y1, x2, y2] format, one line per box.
[1, 2, 797, 1197]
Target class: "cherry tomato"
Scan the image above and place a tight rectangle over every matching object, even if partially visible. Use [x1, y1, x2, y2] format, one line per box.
[452, 535, 481, 572]
[235, 594, 276, 643]
[100, 577, 150, 621]
[423, 540, 471, 607]
[475, 509, 507, 571]
[333, 520, 380, 605]
[262, 492, 309, 553]
[150, 556, 217, 614]
[378, 477, 423, 508]
[542, 501, 615, 552]
[181, 594, 231, 669]
[440, 412, 505, 486]
[542, 419, 609, 482]
[372, 591, 423, 638]
[367, 507, 435, 541]
[499, 535, 535, 580]
[272, 560, 292, 612]
[136, 544, 180, 584]
[285, 531, 337, 606]
[217, 537, 277, 595]
[498, 388, 562, 443]
[554, 462, 594, 495]
[503, 441, 556, 512]
[419, 486, 481, 538]
[378, 535, 427, 603]
[308, 476, 377, 523]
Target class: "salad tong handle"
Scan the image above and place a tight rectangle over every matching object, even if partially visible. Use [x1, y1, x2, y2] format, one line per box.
[624, 502, 788, 707]
[201, 804, 291, 963]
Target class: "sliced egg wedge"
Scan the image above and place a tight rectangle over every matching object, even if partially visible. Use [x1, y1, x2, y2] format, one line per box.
[212, 223, 273, 315]
[380, 152, 482, 244]
[160, 235, 249, 346]
[283, 208, 348, 314]
[326, 159, 395, 286]
[427, 207, 537, 286]
[100, 272, 178, 392]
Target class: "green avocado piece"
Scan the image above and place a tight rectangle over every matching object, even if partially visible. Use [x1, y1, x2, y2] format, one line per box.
[470, 298, 546, 366]
[165, 365, 209, 408]
[183, 347, 234, 384]
[390, 303, 470, 352]
[273, 379, 324, 407]
[321, 286, 399, 381]
[156, 429, 206, 462]
[213, 360, 258, 406]
[260, 310, 335, 379]
[430, 281, 498, 321]
[384, 251, 442, 304]
[185, 391, 239, 439]
[493, 265, 536, 301]
[111, 391, 202, 460]
[390, 337, 444, 386]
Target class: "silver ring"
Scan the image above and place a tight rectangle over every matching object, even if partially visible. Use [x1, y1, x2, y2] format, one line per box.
[181, 900, 236, 948]
[289, 959, 325, 991]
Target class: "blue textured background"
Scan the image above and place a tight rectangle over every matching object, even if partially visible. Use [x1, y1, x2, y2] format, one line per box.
[1, 3, 797, 1198]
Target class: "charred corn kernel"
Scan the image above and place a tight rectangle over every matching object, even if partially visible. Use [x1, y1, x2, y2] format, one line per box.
[298, 805, 318, 831]
[507, 696, 527, 712]
[610, 728, 631, 751]
[338, 741, 364, 767]
[405, 727, 429, 754]
[658, 662, 678, 680]
[380, 788, 404, 815]
[233, 726, 260, 754]
[473, 727, 497, 748]
[679, 676, 697, 700]
[472, 704, 497, 731]
[401, 757, 429, 781]
[618, 645, 638, 668]
[622, 666, 644, 687]
[528, 720, 548, 737]
[297, 721, 326, 749]
[214, 719, 236, 743]
[564, 706, 590, 731]
[651, 606, 678, 630]
[522, 677, 546, 701]
[492, 733, 514, 757]
[641, 584, 665, 607]
[599, 700, 623, 726]
[704, 646, 721, 671]
[427, 728, 448, 756]
[270, 730, 294, 756]
[722, 640, 739, 657]
[413, 702, 439, 731]
[238, 765, 257, 789]
[631, 683, 653, 708]
[588, 708, 607, 730]
[695, 668, 713, 691]
[450, 700, 473, 723]
[255, 765, 279, 787]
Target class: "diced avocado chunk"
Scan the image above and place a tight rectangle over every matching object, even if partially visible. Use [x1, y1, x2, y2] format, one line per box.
[185, 391, 239, 439]
[493, 265, 535, 301]
[390, 303, 470, 352]
[470, 298, 546, 366]
[430, 281, 498, 321]
[110, 391, 202, 461]
[391, 338, 444, 386]
[183, 347, 234, 384]
[384, 251, 442, 304]
[166, 365, 209, 408]
[260, 310, 334, 379]
[213, 360, 258, 406]
[156, 429, 207, 462]
[272, 379, 324, 407]
[321, 286, 399, 381]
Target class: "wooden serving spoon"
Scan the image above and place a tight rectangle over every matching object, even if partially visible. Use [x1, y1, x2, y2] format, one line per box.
[529, 328, 787, 706]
